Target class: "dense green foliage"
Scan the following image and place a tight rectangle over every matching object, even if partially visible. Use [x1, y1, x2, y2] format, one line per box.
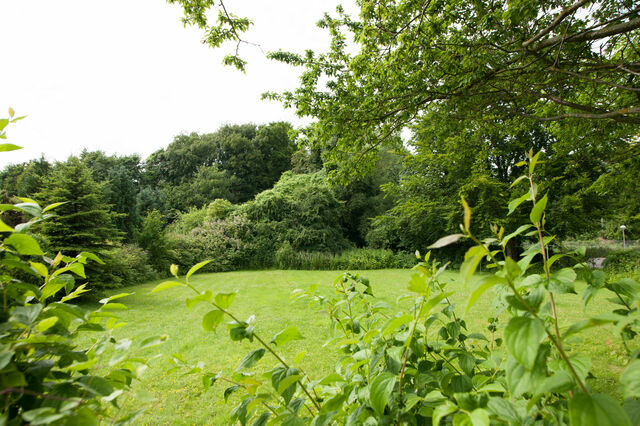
[274, 246, 415, 270]
[35, 158, 122, 254]
[145, 122, 296, 209]
[157, 153, 640, 425]
[4, 1, 640, 423]
[0, 116, 162, 424]
[264, 0, 640, 242]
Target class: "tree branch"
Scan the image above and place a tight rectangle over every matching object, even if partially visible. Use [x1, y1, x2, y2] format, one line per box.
[522, 0, 592, 48]
[530, 17, 640, 51]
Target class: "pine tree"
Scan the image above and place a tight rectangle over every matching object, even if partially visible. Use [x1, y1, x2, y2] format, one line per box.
[37, 157, 122, 253]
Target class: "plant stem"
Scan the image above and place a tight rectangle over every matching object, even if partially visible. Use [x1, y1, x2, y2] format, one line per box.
[529, 174, 565, 355]
[396, 297, 426, 425]
[467, 231, 589, 395]
[184, 281, 322, 412]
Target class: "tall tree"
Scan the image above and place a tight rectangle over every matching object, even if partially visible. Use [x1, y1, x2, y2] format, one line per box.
[36, 157, 121, 253]
[80, 151, 143, 240]
[145, 122, 296, 209]
[258, 0, 640, 181]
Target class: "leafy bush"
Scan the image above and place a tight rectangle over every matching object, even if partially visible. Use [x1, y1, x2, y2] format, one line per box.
[158, 151, 640, 425]
[97, 243, 158, 287]
[0, 124, 161, 423]
[168, 206, 208, 234]
[275, 245, 415, 270]
[604, 250, 640, 280]
[238, 171, 351, 253]
[169, 214, 257, 272]
[136, 210, 173, 273]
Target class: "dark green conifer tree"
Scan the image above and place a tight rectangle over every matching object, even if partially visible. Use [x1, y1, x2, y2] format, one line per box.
[37, 157, 122, 253]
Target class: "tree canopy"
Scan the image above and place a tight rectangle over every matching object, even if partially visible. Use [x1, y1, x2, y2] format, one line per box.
[258, 0, 640, 179]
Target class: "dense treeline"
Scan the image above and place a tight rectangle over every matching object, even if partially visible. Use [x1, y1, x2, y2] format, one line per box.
[1, 117, 638, 287]
[0, 122, 407, 286]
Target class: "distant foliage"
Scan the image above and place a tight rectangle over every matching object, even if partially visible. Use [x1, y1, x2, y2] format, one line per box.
[239, 171, 351, 253]
[275, 245, 415, 270]
[100, 243, 159, 287]
[170, 214, 256, 272]
[604, 250, 640, 280]
[145, 122, 296, 209]
[135, 210, 173, 273]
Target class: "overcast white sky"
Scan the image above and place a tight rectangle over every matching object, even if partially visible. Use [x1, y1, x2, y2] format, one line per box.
[0, 0, 354, 167]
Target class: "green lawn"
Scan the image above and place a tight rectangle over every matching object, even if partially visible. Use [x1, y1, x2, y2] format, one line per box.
[85, 269, 629, 425]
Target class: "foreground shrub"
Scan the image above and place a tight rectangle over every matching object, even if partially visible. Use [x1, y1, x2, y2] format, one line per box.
[157, 151, 640, 425]
[0, 189, 160, 423]
[0, 117, 162, 423]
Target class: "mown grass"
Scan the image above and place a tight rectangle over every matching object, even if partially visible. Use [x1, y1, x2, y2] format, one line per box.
[85, 269, 630, 425]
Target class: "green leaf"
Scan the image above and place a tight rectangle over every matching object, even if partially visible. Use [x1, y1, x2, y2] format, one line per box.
[22, 408, 64, 425]
[99, 292, 132, 304]
[29, 262, 48, 277]
[487, 398, 520, 423]
[271, 326, 303, 346]
[529, 151, 541, 174]
[529, 193, 548, 224]
[0, 143, 21, 152]
[59, 283, 89, 303]
[622, 360, 640, 399]
[538, 371, 574, 394]
[14, 202, 42, 217]
[186, 290, 213, 311]
[151, 281, 183, 293]
[35, 316, 58, 332]
[563, 314, 619, 339]
[237, 348, 266, 370]
[607, 278, 640, 299]
[509, 175, 527, 188]
[252, 412, 270, 426]
[101, 303, 128, 311]
[624, 399, 640, 425]
[40, 278, 67, 301]
[170, 264, 179, 277]
[202, 310, 224, 332]
[408, 271, 428, 295]
[429, 234, 464, 249]
[461, 245, 487, 287]
[67, 262, 86, 278]
[277, 374, 301, 394]
[501, 224, 532, 247]
[318, 373, 344, 385]
[79, 251, 105, 264]
[433, 401, 457, 426]
[42, 202, 66, 213]
[504, 316, 546, 369]
[420, 291, 453, 317]
[369, 372, 396, 416]
[467, 276, 505, 311]
[293, 350, 306, 364]
[569, 393, 631, 426]
[4, 233, 44, 255]
[0, 218, 14, 232]
[468, 409, 490, 426]
[140, 335, 167, 349]
[507, 192, 531, 215]
[382, 313, 413, 336]
[214, 292, 236, 309]
[186, 260, 212, 279]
